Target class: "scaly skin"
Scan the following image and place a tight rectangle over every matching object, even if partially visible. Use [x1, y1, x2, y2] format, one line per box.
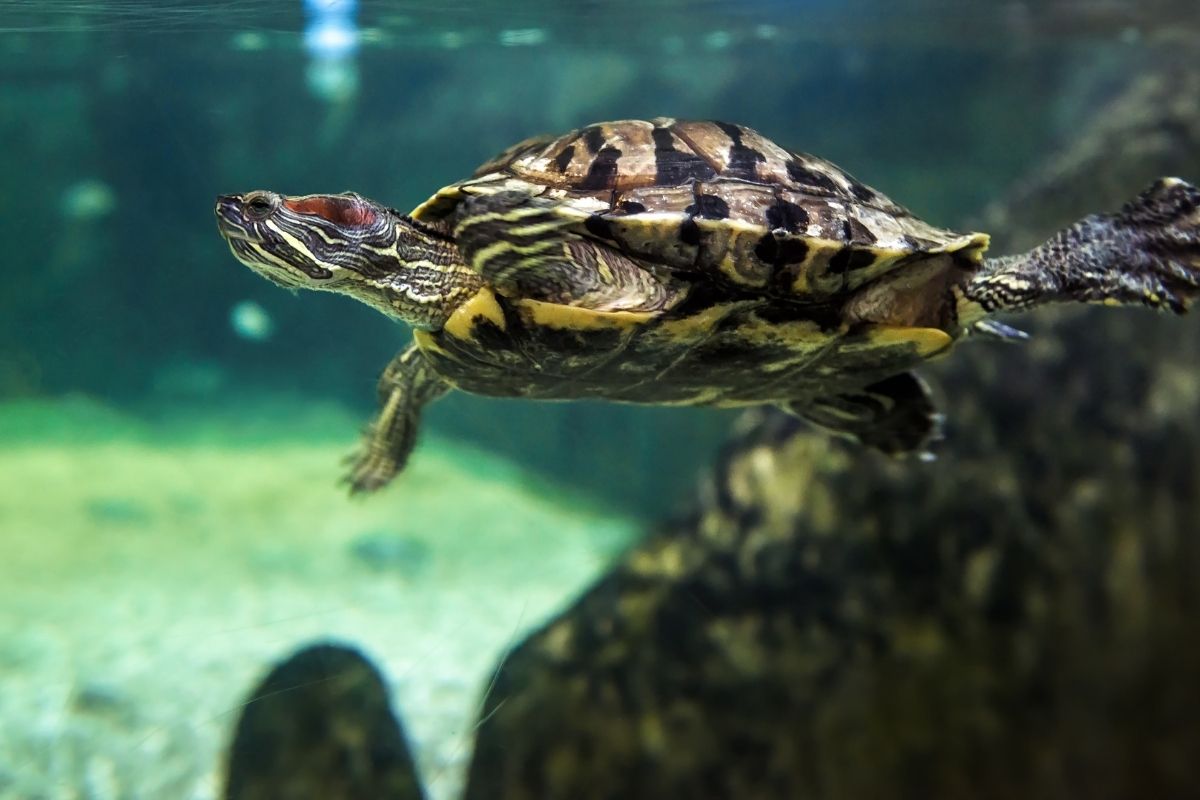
[215, 122, 1200, 495]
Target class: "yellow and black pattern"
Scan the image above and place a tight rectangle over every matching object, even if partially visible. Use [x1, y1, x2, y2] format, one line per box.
[416, 286, 951, 408]
[215, 118, 1200, 494]
[413, 118, 988, 300]
[395, 119, 972, 431]
[216, 190, 480, 329]
[451, 189, 681, 312]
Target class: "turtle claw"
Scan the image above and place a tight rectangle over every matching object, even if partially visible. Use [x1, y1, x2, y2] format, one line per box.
[342, 448, 399, 496]
[972, 320, 1030, 342]
[928, 412, 947, 442]
[908, 421, 943, 464]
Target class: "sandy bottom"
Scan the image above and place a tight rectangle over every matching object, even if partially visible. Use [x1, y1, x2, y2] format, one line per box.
[0, 397, 639, 800]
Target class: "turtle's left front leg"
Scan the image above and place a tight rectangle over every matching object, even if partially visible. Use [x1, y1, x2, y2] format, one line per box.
[345, 342, 449, 494]
[452, 190, 678, 312]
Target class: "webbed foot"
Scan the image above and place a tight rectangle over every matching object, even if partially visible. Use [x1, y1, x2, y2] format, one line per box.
[341, 343, 449, 495]
[784, 372, 943, 458]
[967, 178, 1200, 317]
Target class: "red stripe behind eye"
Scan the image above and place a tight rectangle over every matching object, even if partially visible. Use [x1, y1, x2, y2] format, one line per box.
[283, 196, 378, 227]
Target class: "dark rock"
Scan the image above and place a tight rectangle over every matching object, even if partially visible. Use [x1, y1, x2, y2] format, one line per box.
[224, 643, 425, 800]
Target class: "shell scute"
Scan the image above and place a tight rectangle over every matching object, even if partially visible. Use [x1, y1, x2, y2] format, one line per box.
[413, 119, 988, 301]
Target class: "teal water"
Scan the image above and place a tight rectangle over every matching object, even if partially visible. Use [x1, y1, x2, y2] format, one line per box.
[2, 2, 1199, 798]
[0, 0, 1122, 508]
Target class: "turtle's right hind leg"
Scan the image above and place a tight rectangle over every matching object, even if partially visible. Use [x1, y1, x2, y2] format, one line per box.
[345, 342, 449, 495]
[962, 178, 1200, 322]
[783, 372, 943, 458]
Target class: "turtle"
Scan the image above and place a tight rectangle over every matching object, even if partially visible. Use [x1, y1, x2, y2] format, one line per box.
[213, 118, 1200, 493]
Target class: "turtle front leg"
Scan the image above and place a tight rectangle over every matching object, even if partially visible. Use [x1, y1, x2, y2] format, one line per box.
[452, 190, 679, 311]
[962, 178, 1200, 322]
[345, 342, 449, 494]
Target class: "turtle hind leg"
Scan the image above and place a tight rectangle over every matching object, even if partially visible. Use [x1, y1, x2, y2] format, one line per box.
[963, 177, 1200, 322]
[453, 190, 679, 311]
[782, 372, 943, 457]
[344, 343, 449, 494]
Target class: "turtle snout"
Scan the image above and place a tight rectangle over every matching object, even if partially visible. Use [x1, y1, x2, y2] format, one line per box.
[215, 194, 254, 240]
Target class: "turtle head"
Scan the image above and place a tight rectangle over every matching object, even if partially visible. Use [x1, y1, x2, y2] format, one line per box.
[215, 191, 473, 328]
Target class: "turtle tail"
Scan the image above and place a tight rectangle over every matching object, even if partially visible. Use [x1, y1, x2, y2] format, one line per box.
[961, 177, 1200, 324]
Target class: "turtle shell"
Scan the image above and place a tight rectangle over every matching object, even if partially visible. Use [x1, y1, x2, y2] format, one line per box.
[412, 118, 989, 299]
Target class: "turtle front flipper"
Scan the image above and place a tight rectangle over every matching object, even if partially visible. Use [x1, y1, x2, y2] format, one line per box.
[452, 190, 679, 311]
[345, 343, 449, 494]
[963, 178, 1200, 320]
[784, 372, 943, 457]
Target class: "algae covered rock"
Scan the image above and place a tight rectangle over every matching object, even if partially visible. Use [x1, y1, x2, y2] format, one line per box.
[224, 643, 425, 800]
[463, 408, 1200, 799]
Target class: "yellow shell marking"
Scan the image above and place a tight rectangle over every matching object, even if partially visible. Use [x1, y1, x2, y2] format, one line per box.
[441, 287, 507, 341]
[409, 185, 463, 222]
[861, 325, 954, 358]
[411, 329, 444, 354]
[736, 312, 834, 347]
[653, 302, 742, 341]
[519, 298, 654, 331]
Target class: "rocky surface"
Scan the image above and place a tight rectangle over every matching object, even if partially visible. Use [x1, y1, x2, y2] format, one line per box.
[457, 57, 1200, 800]
[225, 644, 425, 800]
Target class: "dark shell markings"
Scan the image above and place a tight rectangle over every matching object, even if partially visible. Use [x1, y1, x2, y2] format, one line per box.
[216, 114, 1200, 495]
[415, 118, 988, 301]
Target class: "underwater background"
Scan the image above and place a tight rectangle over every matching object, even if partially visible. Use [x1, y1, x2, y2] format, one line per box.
[2, 1, 1199, 798]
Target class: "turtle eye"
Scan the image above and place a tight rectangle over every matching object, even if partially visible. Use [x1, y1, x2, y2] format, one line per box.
[244, 193, 275, 219]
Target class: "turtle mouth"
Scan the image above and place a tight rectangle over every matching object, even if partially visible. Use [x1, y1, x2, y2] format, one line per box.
[225, 237, 308, 289]
[214, 195, 258, 242]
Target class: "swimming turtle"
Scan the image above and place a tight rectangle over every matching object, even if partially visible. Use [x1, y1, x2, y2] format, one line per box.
[214, 118, 1200, 492]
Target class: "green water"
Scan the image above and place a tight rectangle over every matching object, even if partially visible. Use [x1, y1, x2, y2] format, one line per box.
[0, 0, 1091, 511]
[2, 2, 1199, 798]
